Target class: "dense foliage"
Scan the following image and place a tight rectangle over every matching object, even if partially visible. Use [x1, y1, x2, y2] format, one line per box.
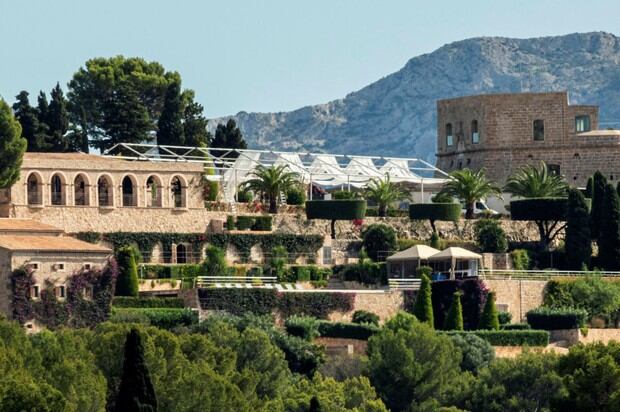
[363, 176, 410, 217]
[526, 307, 588, 330]
[115, 247, 139, 297]
[362, 224, 397, 261]
[504, 162, 568, 198]
[478, 291, 500, 330]
[305, 199, 367, 239]
[408, 202, 461, 234]
[430, 278, 488, 331]
[412, 274, 434, 327]
[565, 188, 592, 269]
[437, 168, 501, 219]
[475, 219, 508, 253]
[114, 329, 157, 411]
[243, 165, 300, 213]
[509, 197, 568, 249]
[0, 98, 27, 188]
[112, 297, 184, 308]
[590, 171, 607, 240]
[599, 183, 620, 270]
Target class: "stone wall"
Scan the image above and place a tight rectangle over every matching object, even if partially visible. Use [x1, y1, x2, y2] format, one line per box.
[328, 291, 404, 323]
[550, 328, 620, 346]
[483, 279, 547, 322]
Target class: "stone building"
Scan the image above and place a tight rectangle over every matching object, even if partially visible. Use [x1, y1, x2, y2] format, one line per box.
[435, 91, 620, 186]
[0, 218, 111, 321]
[0, 152, 211, 233]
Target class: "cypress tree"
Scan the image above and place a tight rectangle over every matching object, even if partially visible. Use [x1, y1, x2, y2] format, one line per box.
[114, 329, 157, 412]
[591, 171, 607, 240]
[157, 81, 184, 146]
[115, 247, 139, 297]
[12, 91, 51, 152]
[412, 274, 434, 328]
[212, 119, 246, 158]
[46, 83, 70, 151]
[585, 176, 594, 198]
[0, 99, 28, 188]
[565, 188, 592, 270]
[598, 184, 620, 271]
[181, 90, 210, 147]
[444, 292, 464, 331]
[478, 291, 500, 330]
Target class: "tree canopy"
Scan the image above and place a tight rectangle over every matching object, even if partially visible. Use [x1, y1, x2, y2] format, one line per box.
[504, 162, 568, 198]
[438, 169, 501, 219]
[0, 99, 27, 188]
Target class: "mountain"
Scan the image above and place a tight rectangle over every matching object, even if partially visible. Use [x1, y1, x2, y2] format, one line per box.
[209, 32, 620, 163]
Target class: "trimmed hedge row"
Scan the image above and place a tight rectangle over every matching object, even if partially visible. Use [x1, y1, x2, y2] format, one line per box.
[197, 288, 355, 319]
[365, 207, 408, 217]
[139, 264, 202, 279]
[526, 307, 588, 330]
[509, 197, 568, 221]
[228, 215, 273, 231]
[502, 323, 531, 330]
[442, 330, 549, 346]
[409, 203, 461, 222]
[317, 321, 380, 340]
[305, 200, 367, 220]
[112, 296, 185, 308]
[110, 308, 198, 329]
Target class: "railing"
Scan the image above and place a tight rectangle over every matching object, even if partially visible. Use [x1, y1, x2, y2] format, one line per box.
[388, 278, 421, 290]
[195, 276, 277, 288]
[480, 269, 620, 280]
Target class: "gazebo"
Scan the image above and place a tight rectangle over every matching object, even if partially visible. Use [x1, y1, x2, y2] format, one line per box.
[428, 247, 482, 280]
[386, 245, 440, 278]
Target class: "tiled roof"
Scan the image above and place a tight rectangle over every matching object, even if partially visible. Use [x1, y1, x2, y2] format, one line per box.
[0, 219, 63, 233]
[0, 235, 111, 253]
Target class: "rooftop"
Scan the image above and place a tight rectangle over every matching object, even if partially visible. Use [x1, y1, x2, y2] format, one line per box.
[0, 219, 63, 234]
[0, 235, 111, 253]
[578, 130, 620, 137]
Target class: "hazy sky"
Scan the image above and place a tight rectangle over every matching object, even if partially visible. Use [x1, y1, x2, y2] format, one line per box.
[1, 0, 619, 118]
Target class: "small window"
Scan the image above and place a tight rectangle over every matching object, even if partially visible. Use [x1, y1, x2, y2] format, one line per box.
[82, 286, 93, 300]
[471, 120, 479, 143]
[575, 115, 591, 133]
[83, 263, 92, 270]
[30, 285, 40, 299]
[56, 285, 66, 299]
[27, 262, 40, 271]
[53, 262, 65, 271]
[446, 123, 453, 146]
[548, 164, 561, 176]
[466, 158, 471, 165]
[533, 119, 545, 141]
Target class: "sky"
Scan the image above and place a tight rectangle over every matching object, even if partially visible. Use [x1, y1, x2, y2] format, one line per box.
[1, 0, 619, 118]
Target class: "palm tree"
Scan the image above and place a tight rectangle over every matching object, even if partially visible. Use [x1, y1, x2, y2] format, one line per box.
[243, 165, 300, 213]
[364, 176, 410, 217]
[504, 162, 568, 198]
[438, 169, 501, 219]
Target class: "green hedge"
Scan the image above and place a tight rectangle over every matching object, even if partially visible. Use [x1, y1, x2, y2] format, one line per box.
[226, 215, 273, 231]
[443, 330, 549, 346]
[112, 297, 185, 308]
[252, 216, 273, 231]
[317, 321, 380, 340]
[197, 288, 355, 319]
[409, 203, 461, 222]
[110, 308, 198, 329]
[501, 323, 531, 330]
[509, 198, 568, 221]
[365, 207, 408, 217]
[526, 307, 588, 330]
[305, 200, 366, 220]
[236, 216, 254, 230]
[284, 316, 320, 340]
[139, 264, 202, 279]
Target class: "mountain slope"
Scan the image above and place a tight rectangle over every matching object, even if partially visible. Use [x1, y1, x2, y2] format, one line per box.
[210, 32, 620, 162]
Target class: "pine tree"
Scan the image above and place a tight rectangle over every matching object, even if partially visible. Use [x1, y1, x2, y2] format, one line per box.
[591, 171, 608, 240]
[181, 89, 210, 147]
[115, 247, 139, 297]
[598, 184, 620, 271]
[412, 274, 434, 328]
[46, 83, 69, 151]
[565, 188, 592, 270]
[0, 99, 28, 188]
[444, 292, 464, 331]
[114, 329, 157, 412]
[157, 81, 184, 146]
[212, 119, 246, 158]
[478, 291, 500, 330]
[12, 91, 51, 152]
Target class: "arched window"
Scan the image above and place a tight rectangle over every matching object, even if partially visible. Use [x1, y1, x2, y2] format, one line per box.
[27, 173, 42, 206]
[74, 174, 89, 206]
[176, 244, 187, 264]
[122, 176, 137, 207]
[446, 123, 453, 146]
[471, 120, 479, 143]
[170, 176, 186, 208]
[50, 174, 65, 206]
[97, 176, 113, 207]
[146, 176, 162, 207]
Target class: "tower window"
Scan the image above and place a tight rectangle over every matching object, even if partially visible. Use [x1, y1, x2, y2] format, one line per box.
[533, 119, 545, 141]
[575, 115, 591, 133]
[446, 123, 453, 146]
[471, 120, 479, 143]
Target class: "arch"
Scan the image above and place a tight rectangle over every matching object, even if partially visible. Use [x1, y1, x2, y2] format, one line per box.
[50, 173, 66, 206]
[74, 173, 90, 206]
[97, 174, 114, 207]
[170, 175, 187, 208]
[26, 172, 43, 206]
[121, 175, 138, 207]
[176, 244, 188, 264]
[146, 175, 163, 207]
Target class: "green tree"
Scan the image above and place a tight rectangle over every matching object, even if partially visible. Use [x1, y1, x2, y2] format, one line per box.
[202, 245, 228, 276]
[598, 184, 620, 271]
[367, 312, 462, 411]
[474, 219, 508, 253]
[478, 291, 500, 330]
[362, 224, 397, 261]
[46, 83, 70, 151]
[0, 99, 28, 188]
[212, 119, 247, 157]
[586, 176, 594, 198]
[503, 162, 568, 198]
[438, 169, 501, 219]
[157, 81, 184, 146]
[243, 165, 300, 213]
[591, 171, 608, 240]
[444, 292, 464, 331]
[565, 188, 592, 270]
[114, 329, 158, 412]
[413, 274, 434, 328]
[115, 247, 139, 297]
[267, 245, 288, 281]
[447, 333, 494, 374]
[12, 91, 51, 152]
[363, 176, 410, 217]
[181, 90, 210, 147]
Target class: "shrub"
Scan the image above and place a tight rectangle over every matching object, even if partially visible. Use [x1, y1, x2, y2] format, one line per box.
[115, 246, 139, 297]
[285, 315, 320, 340]
[430, 278, 488, 331]
[443, 330, 550, 346]
[112, 297, 184, 308]
[448, 333, 494, 373]
[444, 292, 464, 330]
[202, 245, 228, 277]
[226, 215, 235, 230]
[333, 261, 387, 286]
[305, 199, 366, 220]
[409, 203, 460, 233]
[498, 311, 512, 325]
[286, 187, 306, 205]
[333, 190, 358, 200]
[139, 264, 202, 279]
[478, 291, 500, 330]
[475, 219, 508, 253]
[416, 265, 433, 278]
[412, 274, 434, 327]
[509, 197, 569, 221]
[252, 215, 273, 231]
[236, 215, 254, 230]
[511, 249, 531, 270]
[352, 310, 380, 326]
[526, 307, 588, 330]
[236, 188, 253, 203]
[362, 224, 397, 261]
[317, 321, 380, 340]
[277, 292, 355, 319]
[110, 308, 198, 329]
[501, 323, 531, 330]
[430, 232, 440, 249]
[565, 188, 592, 270]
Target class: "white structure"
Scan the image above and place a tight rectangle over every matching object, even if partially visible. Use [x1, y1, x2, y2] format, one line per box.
[386, 245, 441, 278]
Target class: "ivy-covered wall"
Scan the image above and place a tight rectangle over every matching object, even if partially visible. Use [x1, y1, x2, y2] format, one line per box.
[10, 260, 118, 329]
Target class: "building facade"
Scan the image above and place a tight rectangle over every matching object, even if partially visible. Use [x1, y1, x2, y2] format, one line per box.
[435, 91, 620, 186]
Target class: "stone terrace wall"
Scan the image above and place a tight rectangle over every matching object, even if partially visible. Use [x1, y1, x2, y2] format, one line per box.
[328, 291, 404, 323]
[483, 279, 547, 322]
